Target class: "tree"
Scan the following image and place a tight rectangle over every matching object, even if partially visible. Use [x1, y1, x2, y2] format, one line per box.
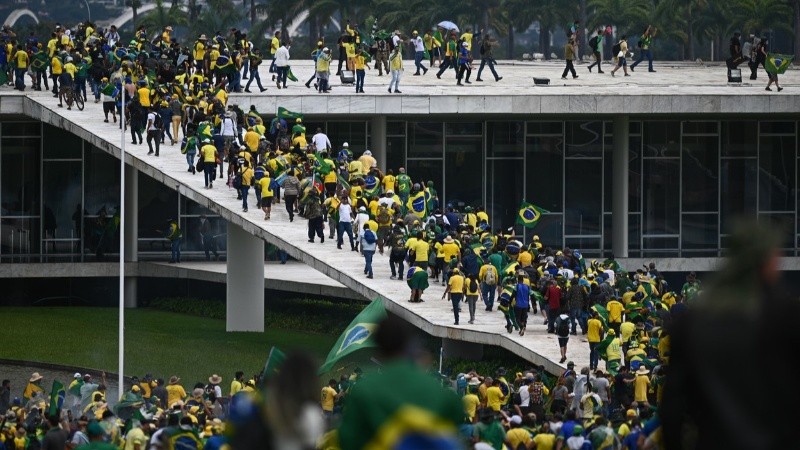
[733, 0, 792, 36]
[694, 1, 734, 60]
[125, 0, 143, 30]
[188, 0, 243, 43]
[140, 0, 188, 38]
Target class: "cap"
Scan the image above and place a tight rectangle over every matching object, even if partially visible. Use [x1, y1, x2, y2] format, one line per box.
[566, 361, 575, 367]
[74, 372, 82, 378]
[510, 415, 522, 425]
[626, 409, 638, 418]
[342, 142, 349, 147]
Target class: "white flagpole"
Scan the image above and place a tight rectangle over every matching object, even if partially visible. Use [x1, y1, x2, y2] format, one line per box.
[119, 80, 126, 398]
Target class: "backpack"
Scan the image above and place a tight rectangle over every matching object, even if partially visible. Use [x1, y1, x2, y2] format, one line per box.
[484, 265, 497, 286]
[233, 172, 243, 189]
[377, 206, 391, 225]
[434, 214, 445, 228]
[588, 36, 599, 49]
[530, 382, 544, 405]
[364, 230, 377, 244]
[612, 42, 621, 56]
[637, 39, 643, 48]
[557, 316, 570, 336]
[153, 113, 164, 130]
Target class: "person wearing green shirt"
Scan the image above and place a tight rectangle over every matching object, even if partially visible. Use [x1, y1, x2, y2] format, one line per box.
[630, 25, 658, 72]
[588, 27, 606, 73]
[472, 409, 507, 449]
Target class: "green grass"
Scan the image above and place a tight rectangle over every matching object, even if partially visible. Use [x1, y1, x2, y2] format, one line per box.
[0, 307, 337, 385]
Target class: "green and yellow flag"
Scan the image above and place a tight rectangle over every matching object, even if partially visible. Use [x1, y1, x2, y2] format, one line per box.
[48, 380, 66, 418]
[406, 191, 427, 218]
[261, 346, 287, 382]
[591, 304, 609, 329]
[319, 298, 387, 374]
[314, 153, 333, 176]
[516, 201, 548, 228]
[765, 53, 794, 75]
[277, 106, 303, 122]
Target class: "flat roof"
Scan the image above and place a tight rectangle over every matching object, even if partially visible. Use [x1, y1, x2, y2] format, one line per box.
[2, 60, 798, 116]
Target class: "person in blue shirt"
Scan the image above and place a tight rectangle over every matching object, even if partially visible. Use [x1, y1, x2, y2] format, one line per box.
[513, 274, 530, 335]
[456, 41, 472, 86]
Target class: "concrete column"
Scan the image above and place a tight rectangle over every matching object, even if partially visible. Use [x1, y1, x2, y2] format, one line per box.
[442, 338, 484, 361]
[124, 165, 138, 308]
[226, 222, 265, 332]
[370, 116, 387, 173]
[612, 115, 629, 258]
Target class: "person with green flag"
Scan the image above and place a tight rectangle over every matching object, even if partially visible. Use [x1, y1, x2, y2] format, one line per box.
[48, 380, 66, 418]
[319, 298, 387, 373]
[338, 316, 463, 449]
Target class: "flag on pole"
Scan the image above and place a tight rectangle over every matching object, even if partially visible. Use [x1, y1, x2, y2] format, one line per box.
[314, 153, 333, 176]
[765, 53, 794, 75]
[406, 191, 427, 218]
[516, 201, 548, 228]
[48, 380, 66, 418]
[260, 346, 287, 382]
[319, 298, 387, 374]
[101, 83, 117, 97]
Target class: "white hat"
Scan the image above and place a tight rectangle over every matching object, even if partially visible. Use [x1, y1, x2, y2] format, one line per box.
[74, 372, 82, 378]
[323, 47, 330, 52]
[358, 206, 366, 212]
[342, 142, 349, 147]
[363, 150, 372, 156]
[510, 415, 522, 425]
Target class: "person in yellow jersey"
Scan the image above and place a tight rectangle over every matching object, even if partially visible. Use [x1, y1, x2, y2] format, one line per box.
[485, 379, 505, 412]
[464, 273, 480, 324]
[269, 30, 281, 79]
[587, 310, 604, 371]
[239, 161, 254, 212]
[165, 376, 186, 408]
[506, 415, 532, 449]
[193, 35, 208, 74]
[354, 48, 369, 93]
[230, 371, 244, 396]
[58, 56, 77, 108]
[382, 169, 396, 193]
[12, 44, 28, 91]
[388, 46, 403, 93]
[199, 138, 218, 189]
[633, 366, 651, 407]
[442, 267, 465, 325]
[410, 231, 430, 269]
[463, 379, 481, 423]
[161, 26, 173, 45]
[620, 319, 636, 356]
[606, 295, 624, 335]
[320, 379, 338, 426]
[603, 329, 623, 374]
[257, 169, 274, 220]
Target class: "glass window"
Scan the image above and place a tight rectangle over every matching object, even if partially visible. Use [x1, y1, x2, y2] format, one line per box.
[526, 122, 563, 135]
[642, 236, 679, 256]
[1, 137, 40, 216]
[180, 216, 226, 253]
[386, 136, 405, 173]
[181, 196, 217, 217]
[487, 122, 524, 157]
[643, 121, 680, 157]
[406, 159, 442, 205]
[565, 159, 602, 235]
[43, 123, 82, 159]
[138, 172, 178, 250]
[84, 146, 119, 215]
[681, 214, 718, 250]
[445, 136, 483, 208]
[721, 121, 757, 156]
[721, 159, 757, 234]
[759, 213, 795, 251]
[446, 122, 482, 136]
[387, 121, 406, 135]
[42, 162, 82, 250]
[682, 121, 719, 135]
[759, 121, 796, 135]
[325, 121, 367, 151]
[565, 121, 604, 158]
[682, 135, 719, 212]
[488, 159, 524, 229]
[1, 218, 40, 260]
[523, 214, 562, 249]
[629, 213, 641, 252]
[643, 159, 680, 235]
[2, 121, 40, 137]
[565, 237, 601, 256]
[759, 135, 795, 211]
[526, 136, 563, 212]
[408, 122, 444, 158]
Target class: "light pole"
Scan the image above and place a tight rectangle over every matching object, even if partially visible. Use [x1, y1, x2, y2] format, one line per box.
[118, 81, 126, 402]
[83, 0, 91, 20]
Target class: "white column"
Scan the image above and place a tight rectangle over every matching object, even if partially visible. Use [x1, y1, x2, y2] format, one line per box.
[124, 165, 138, 308]
[612, 116, 629, 258]
[226, 222, 265, 332]
[370, 116, 387, 173]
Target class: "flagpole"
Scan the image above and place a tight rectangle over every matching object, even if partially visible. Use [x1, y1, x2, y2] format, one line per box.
[119, 80, 126, 399]
[438, 346, 443, 374]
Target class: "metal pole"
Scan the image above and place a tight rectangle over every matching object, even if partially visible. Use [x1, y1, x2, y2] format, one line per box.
[438, 346, 443, 374]
[119, 84, 126, 398]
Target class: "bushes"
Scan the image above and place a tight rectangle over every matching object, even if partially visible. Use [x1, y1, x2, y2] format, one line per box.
[149, 297, 364, 335]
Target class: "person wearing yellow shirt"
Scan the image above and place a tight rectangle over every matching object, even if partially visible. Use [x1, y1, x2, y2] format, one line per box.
[214, 87, 228, 107]
[12, 45, 28, 91]
[343, 40, 356, 71]
[388, 46, 402, 93]
[165, 376, 187, 408]
[410, 231, 429, 269]
[587, 310, 604, 371]
[633, 367, 651, 406]
[460, 27, 475, 52]
[137, 84, 152, 108]
[230, 371, 244, 396]
[476, 206, 489, 225]
[239, 161, 254, 212]
[269, 31, 281, 77]
[200, 139, 218, 189]
[257, 171, 274, 220]
[506, 416, 532, 449]
[320, 379, 338, 425]
[161, 26, 172, 45]
[193, 35, 208, 73]
[607, 296, 624, 335]
[47, 34, 58, 57]
[463, 384, 480, 423]
[620, 320, 636, 355]
[354, 52, 369, 93]
[604, 329, 623, 374]
[532, 422, 557, 450]
[442, 268, 465, 325]
[382, 170, 396, 193]
[292, 133, 307, 149]
[243, 127, 260, 153]
[22, 373, 44, 402]
[485, 380, 505, 412]
[441, 235, 460, 266]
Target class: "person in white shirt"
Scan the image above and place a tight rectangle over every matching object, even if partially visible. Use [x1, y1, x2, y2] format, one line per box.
[146, 107, 161, 156]
[311, 128, 331, 153]
[274, 40, 291, 89]
[337, 198, 355, 250]
[410, 30, 428, 75]
[353, 206, 370, 249]
[392, 30, 402, 50]
[378, 192, 395, 209]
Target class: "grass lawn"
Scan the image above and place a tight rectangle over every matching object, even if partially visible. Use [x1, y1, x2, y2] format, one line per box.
[1, 307, 337, 386]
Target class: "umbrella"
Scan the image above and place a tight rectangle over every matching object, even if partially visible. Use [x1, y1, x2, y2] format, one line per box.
[437, 21, 459, 32]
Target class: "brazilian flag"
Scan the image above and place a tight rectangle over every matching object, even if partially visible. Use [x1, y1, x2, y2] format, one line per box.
[516, 201, 548, 228]
[286, 67, 299, 82]
[595, 334, 616, 362]
[591, 304, 609, 329]
[260, 346, 287, 383]
[337, 172, 351, 191]
[406, 191, 427, 218]
[277, 106, 303, 122]
[48, 380, 66, 418]
[765, 53, 794, 75]
[319, 298, 387, 374]
[363, 174, 380, 198]
[314, 153, 333, 176]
